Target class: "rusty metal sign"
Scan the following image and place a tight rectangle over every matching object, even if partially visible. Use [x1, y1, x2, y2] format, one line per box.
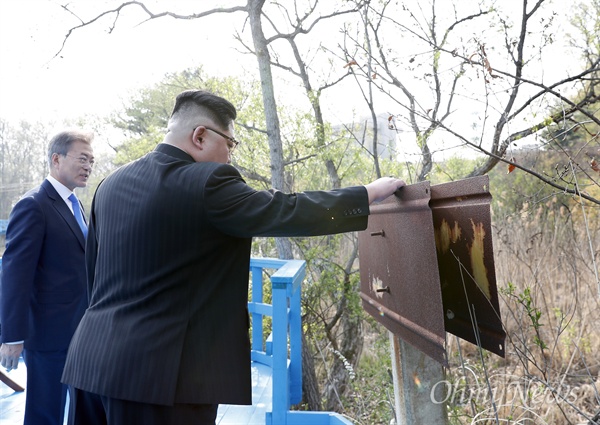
[359, 181, 448, 366]
[359, 175, 505, 364]
[430, 175, 505, 358]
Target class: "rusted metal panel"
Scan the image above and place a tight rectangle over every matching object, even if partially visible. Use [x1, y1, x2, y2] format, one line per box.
[430, 175, 506, 358]
[359, 175, 506, 364]
[359, 181, 448, 366]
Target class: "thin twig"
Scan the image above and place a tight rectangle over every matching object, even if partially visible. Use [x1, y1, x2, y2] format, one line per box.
[569, 161, 600, 298]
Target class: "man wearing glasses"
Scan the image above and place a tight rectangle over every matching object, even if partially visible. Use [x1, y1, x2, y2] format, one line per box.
[62, 89, 404, 425]
[0, 130, 94, 425]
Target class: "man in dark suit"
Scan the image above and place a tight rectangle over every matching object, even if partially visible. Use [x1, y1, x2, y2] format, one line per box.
[62, 90, 404, 425]
[0, 130, 94, 425]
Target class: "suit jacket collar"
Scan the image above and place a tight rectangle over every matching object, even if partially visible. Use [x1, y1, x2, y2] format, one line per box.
[41, 179, 86, 249]
[155, 143, 195, 163]
[41, 178, 61, 203]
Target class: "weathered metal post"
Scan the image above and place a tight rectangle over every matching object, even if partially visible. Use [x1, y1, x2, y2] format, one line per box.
[389, 334, 446, 424]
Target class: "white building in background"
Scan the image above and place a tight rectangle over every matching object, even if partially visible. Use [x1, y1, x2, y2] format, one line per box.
[334, 112, 428, 165]
[333, 112, 398, 160]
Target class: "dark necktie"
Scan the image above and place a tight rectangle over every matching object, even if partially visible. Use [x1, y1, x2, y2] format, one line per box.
[68, 193, 87, 238]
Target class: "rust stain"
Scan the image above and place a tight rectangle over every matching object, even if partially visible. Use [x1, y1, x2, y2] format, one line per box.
[436, 217, 490, 299]
[435, 219, 462, 254]
[413, 373, 422, 388]
[469, 219, 491, 300]
[451, 221, 462, 243]
[371, 275, 385, 299]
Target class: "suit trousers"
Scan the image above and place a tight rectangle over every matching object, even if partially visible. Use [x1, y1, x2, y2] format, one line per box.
[67, 387, 219, 425]
[23, 349, 68, 425]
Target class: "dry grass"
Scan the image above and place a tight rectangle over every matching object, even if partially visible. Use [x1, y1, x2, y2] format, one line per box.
[443, 202, 600, 424]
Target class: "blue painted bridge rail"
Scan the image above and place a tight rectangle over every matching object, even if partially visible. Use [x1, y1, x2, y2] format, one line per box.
[246, 257, 353, 425]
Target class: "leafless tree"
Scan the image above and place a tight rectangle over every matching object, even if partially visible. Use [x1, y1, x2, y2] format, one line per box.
[338, 0, 599, 203]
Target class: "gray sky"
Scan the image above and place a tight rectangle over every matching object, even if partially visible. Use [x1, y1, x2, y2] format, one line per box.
[0, 0, 586, 162]
[0, 0, 245, 126]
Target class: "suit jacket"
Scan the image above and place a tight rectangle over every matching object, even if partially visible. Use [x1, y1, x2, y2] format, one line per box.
[62, 143, 369, 406]
[0, 179, 88, 351]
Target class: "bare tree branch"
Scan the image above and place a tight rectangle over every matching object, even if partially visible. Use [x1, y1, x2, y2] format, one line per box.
[56, 1, 247, 60]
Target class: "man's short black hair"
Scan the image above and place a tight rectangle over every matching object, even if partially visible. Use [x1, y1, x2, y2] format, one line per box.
[171, 90, 237, 129]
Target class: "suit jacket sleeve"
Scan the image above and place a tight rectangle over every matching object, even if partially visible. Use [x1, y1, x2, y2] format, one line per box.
[203, 164, 369, 238]
[0, 197, 45, 343]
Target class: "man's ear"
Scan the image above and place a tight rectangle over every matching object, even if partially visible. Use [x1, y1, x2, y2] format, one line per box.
[191, 127, 205, 150]
[51, 153, 61, 167]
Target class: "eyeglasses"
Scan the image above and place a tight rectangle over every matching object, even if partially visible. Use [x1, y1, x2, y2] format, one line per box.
[196, 126, 239, 153]
[64, 154, 95, 168]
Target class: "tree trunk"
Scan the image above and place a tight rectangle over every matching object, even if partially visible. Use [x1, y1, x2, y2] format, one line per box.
[301, 330, 323, 411]
[247, 0, 293, 260]
[324, 308, 363, 412]
[324, 272, 364, 412]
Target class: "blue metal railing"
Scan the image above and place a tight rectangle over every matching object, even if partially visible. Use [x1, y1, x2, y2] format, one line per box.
[249, 258, 353, 425]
